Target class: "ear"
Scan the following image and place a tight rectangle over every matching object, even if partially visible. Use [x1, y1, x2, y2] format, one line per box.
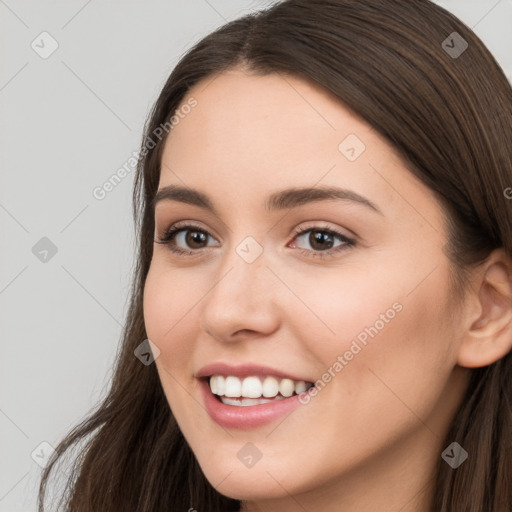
[457, 248, 512, 368]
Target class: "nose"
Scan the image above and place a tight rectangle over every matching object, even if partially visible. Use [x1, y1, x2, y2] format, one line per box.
[199, 241, 281, 343]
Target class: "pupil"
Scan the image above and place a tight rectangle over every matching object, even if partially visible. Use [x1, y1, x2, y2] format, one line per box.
[187, 231, 206, 248]
[311, 231, 333, 250]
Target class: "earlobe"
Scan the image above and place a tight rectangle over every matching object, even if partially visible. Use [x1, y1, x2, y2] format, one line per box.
[457, 250, 512, 368]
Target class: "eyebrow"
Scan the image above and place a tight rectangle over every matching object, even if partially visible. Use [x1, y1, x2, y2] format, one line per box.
[152, 184, 383, 216]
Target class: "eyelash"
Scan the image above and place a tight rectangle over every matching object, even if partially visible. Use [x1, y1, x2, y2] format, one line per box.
[154, 222, 356, 259]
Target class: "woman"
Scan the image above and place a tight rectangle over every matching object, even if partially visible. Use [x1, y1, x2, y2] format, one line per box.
[38, 0, 512, 510]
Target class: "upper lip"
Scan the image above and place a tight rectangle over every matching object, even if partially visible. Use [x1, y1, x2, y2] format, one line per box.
[195, 362, 314, 383]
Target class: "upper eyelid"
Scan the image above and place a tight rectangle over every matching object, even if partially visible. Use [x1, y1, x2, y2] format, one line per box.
[164, 221, 219, 240]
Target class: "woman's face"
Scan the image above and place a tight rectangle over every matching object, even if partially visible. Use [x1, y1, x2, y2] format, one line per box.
[143, 68, 471, 510]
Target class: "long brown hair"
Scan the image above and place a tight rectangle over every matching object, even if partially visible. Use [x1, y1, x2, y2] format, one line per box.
[38, 1, 512, 510]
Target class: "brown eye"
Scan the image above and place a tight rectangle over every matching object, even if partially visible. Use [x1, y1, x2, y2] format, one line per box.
[155, 224, 219, 256]
[183, 230, 208, 249]
[155, 223, 355, 259]
[306, 230, 336, 251]
[291, 226, 354, 257]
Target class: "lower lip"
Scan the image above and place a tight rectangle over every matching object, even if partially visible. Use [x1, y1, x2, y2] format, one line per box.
[199, 378, 307, 430]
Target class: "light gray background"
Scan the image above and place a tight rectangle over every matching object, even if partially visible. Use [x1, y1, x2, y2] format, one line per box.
[1, 1, 511, 511]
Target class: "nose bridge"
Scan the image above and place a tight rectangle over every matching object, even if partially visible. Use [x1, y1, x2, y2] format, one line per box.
[209, 236, 271, 310]
[199, 235, 279, 339]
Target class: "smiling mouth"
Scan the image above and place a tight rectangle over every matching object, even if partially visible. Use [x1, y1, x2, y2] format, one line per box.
[206, 375, 315, 406]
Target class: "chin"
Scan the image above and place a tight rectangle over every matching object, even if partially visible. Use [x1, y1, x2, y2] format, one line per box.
[196, 454, 312, 502]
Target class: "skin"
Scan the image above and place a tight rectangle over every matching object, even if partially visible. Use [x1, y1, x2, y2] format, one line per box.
[143, 67, 512, 511]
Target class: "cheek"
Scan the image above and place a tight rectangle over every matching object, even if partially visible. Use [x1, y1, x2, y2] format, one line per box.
[144, 263, 193, 339]
[293, 254, 455, 366]
[287, 261, 456, 436]
[282, 266, 404, 368]
[142, 267, 201, 427]
[143, 272, 171, 341]
[142, 266, 198, 373]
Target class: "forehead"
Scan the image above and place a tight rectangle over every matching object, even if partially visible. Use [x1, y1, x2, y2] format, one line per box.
[165, 69, 382, 165]
[158, 69, 445, 236]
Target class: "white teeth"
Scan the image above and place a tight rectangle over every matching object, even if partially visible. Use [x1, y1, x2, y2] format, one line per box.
[209, 375, 313, 400]
[262, 376, 279, 397]
[279, 378, 295, 397]
[241, 376, 263, 398]
[210, 376, 217, 395]
[214, 375, 225, 396]
[294, 380, 308, 394]
[224, 376, 242, 397]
